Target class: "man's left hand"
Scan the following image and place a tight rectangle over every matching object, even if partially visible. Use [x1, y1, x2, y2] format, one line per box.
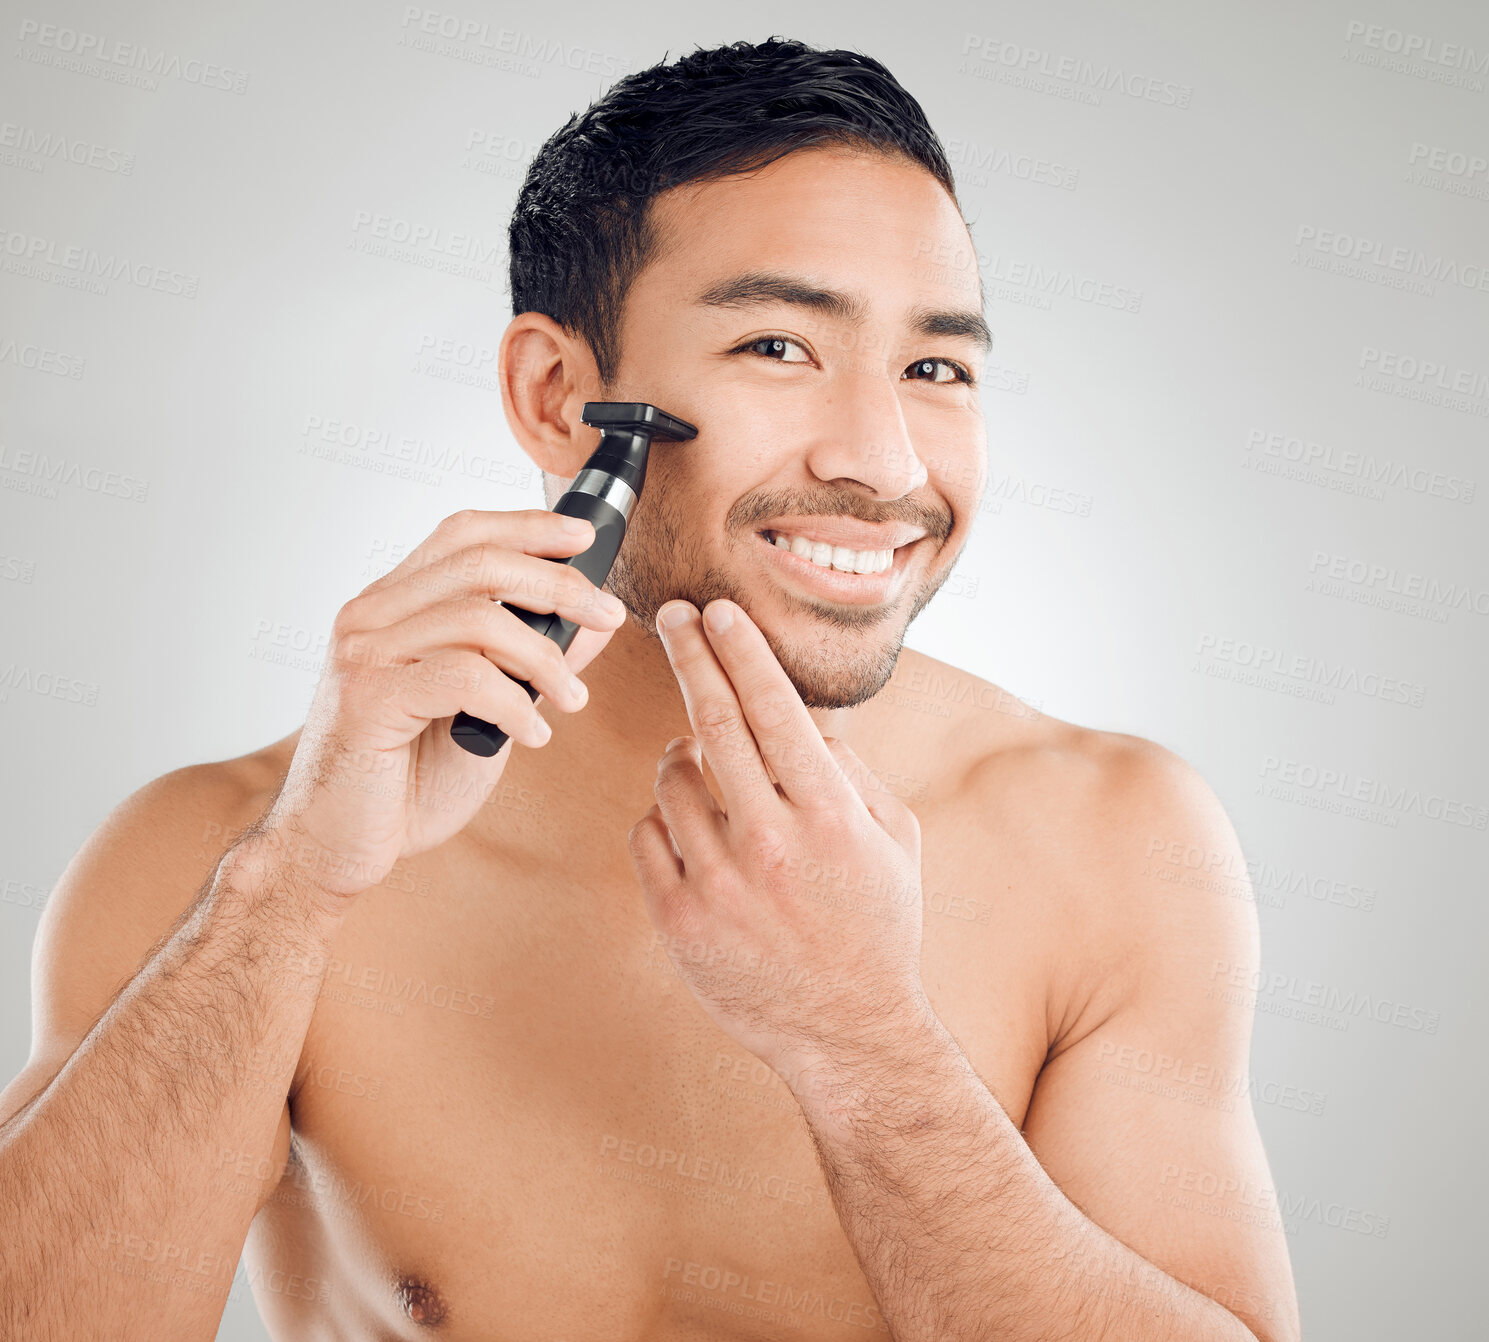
[627, 597, 932, 1096]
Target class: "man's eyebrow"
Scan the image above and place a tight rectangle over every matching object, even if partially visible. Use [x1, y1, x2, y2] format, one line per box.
[694, 270, 992, 353]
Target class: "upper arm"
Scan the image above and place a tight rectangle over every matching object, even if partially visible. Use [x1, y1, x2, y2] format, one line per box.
[0, 759, 294, 1211]
[1020, 738, 1301, 1342]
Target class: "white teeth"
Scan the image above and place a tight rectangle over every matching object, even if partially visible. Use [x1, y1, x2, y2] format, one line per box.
[767, 530, 894, 575]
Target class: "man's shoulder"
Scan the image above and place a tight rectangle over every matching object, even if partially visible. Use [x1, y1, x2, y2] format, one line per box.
[892, 645, 1238, 924]
[923, 658, 1255, 1035]
[112, 730, 300, 871]
[51, 730, 300, 932]
[19, 732, 303, 1079]
[885, 646, 1183, 796]
[882, 643, 1183, 782]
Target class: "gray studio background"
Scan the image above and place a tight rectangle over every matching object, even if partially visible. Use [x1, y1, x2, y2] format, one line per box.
[2, 1, 1485, 1337]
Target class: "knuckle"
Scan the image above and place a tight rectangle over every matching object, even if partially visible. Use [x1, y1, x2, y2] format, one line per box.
[457, 593, 497, 626]
[332, 630, 378, 676]
[569, 576, 600, 610]
[693, 700, 742, 743]
[543, 638, 569, 679]
[452, 654, 484, 693]
[535, 561, 572, 605]
[442, 508, 478, 535]
[441, 542, 490, 588]
[653, 761, 690, 804]
[690, 855, 733, 894]
[331, 600, 363, 640]
[743, 823, 792, 875]
[753, 693, 796, 731]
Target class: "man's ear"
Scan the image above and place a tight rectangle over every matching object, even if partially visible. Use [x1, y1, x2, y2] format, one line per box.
[499, 312, 609, 478]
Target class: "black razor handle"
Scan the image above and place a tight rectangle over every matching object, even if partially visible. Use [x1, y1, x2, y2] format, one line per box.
[449, 401, 697, 757]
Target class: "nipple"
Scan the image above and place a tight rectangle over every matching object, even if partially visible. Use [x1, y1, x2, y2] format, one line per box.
[396, 1273, 448, 1327]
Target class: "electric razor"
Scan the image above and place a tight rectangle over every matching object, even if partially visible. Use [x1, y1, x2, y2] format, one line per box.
[449, 401, 698, 757]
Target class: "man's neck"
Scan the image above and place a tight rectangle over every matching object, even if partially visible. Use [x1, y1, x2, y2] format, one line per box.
[475, 615, 866, 837]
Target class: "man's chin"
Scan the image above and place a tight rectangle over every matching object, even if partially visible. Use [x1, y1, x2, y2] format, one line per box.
[745, 606, 908, 711]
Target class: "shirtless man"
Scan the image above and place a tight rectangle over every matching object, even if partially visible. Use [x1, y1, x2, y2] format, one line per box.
[0, 38, 1300, 1342]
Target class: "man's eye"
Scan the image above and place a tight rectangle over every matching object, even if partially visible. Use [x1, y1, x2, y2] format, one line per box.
[734, 335, 812, 364]
[904, 357, 975, 386]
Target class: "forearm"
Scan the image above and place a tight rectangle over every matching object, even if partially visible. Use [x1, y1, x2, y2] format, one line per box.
[790, 1008, 1257, 1342]
[0, 834, 344, 1341]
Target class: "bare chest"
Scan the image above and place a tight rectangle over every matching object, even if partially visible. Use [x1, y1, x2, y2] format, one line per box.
[252, 803, 1052, 1340]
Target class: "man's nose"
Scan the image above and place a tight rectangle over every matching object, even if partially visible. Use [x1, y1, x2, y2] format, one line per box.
[802, 369, 928, 498]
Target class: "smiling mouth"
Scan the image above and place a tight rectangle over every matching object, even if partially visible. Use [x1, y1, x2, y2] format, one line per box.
[750, 528, 921, 604]
[755, 528, 898, 575]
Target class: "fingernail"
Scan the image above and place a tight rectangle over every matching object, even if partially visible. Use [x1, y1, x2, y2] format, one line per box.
[568, 674, 586, 701]
[658, 601, 691, 630]
[561, 515, 592, 535]
[704, 601, 734, 633]
[600, 591, 625, 617]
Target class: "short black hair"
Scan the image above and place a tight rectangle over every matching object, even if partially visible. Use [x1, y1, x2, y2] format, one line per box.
[508, 36, 964, 386]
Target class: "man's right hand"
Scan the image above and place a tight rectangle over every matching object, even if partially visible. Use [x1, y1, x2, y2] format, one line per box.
[255, 507, 627, 899]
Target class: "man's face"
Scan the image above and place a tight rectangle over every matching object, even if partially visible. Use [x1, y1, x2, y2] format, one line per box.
[593, 145, 988, 710]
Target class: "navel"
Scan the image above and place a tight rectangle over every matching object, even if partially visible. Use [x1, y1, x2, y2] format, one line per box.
[395, 1273, 449, 1327]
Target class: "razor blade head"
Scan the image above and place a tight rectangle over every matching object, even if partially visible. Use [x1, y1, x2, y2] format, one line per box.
[580, 401, 698, 442]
